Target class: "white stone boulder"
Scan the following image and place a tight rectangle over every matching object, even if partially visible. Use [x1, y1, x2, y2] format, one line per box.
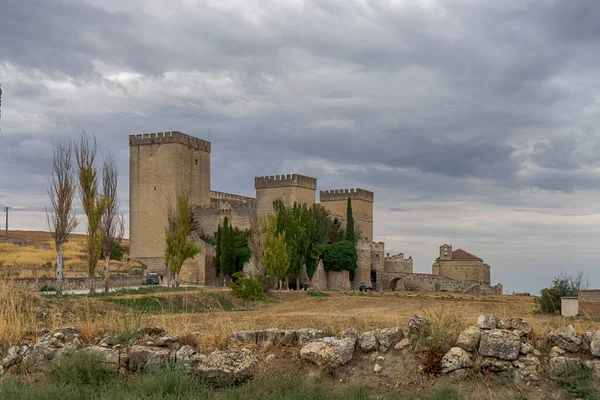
[81, 346, 120, 372]
[128, 345, 171, 372]
[296, 328, 325, 345]
[441, 347, 473, 374]
[456, 326, 481, 352]
[498, 318, 532, 337]
[548, 325, 582, 353]
[228, 330, 258, 346]
[588, 331, 600, 357]
[197, 348, 259, 386]
[357, 331, 379, 352]
[378, 327, 404, 352]
[478, 329, 521, 361]
[300, 337, 356, 371]
[477, 314, 499, 330]
[514, 356, 540, 381]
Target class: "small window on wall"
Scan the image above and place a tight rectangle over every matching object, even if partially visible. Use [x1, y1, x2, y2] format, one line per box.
[195, 159, 198, 166]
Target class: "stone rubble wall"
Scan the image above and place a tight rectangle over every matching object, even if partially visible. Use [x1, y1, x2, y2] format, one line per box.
[7, 276, 144, 291]
[5, 314, 600, 386]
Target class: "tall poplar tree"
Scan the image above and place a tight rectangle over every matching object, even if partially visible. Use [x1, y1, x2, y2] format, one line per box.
[215, 225, 222, 276]
[345, 198, 355, 244]
[46, 139, 79, 297]
[262, 214, 289, 289]
[164, 193, 198, 287]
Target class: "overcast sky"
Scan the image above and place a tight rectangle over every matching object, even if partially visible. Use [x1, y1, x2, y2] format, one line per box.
[3, 0, 600, 294]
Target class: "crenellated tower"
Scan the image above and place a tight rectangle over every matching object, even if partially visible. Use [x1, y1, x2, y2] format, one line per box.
[129, 131, 211, 269]
[319, 188, 374, 242]
[254, 174, 317, 220]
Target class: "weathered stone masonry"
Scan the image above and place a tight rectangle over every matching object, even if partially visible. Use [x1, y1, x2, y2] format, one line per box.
[128, 131, 503, 294]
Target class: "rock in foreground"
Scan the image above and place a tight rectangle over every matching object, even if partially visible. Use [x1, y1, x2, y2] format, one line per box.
[300, 337, 356, 371]
[197, 349, 258, 386]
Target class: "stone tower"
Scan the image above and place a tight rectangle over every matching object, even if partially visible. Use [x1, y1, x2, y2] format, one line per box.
[129, 132, 211, 270]
[254, 174, 317, 220]
[440, 244, 452, 260]
[320, 188, 374, 242]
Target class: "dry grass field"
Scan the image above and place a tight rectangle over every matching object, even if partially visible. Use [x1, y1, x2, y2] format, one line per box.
[1, 279, 599, 353]
[0, 230, 139, 278]
[2, 278, 600, 399]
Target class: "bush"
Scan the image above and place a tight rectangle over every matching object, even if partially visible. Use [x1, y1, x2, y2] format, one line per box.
[0, 368, 373, 400]
[538, 272, 580, 314]
[49, 352, 117, 388]
[555, 363, 597, 399]
[230, 272, 265, 302]
[110, 244, 125, 261]
[414, 311, 464, 376]
[322, 241, 357, 273]
[257, 274, 277, 294]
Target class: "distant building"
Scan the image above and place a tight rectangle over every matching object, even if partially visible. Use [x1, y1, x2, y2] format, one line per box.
[432, 244, 491, 284]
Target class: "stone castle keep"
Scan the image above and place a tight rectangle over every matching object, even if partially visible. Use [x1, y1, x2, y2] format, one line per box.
[129, 131, 502, 295]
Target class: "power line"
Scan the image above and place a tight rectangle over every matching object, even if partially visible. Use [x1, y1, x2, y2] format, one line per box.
[4, 207, 8, 243]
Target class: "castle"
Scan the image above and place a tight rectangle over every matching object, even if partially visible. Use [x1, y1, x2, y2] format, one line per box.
[129, 131, 502, 295]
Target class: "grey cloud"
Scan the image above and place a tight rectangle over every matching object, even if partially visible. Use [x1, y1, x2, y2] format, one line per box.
[4, 0, 600, 293]
[531, 137, 583, 170]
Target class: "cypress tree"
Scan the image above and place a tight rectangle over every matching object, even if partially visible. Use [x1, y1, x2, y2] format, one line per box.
[220, 217, 231, 277]
[345, 198, 355, 244]
[228, 222, 235, 275]
[215, 225, 222, 276]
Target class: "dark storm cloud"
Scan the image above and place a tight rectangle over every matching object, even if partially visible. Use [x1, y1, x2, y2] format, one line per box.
[4, 0, 600, 293]
[0, 0, 130, 76]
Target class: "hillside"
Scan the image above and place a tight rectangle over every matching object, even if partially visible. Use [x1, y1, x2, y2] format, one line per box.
[0, 230, 139, 278]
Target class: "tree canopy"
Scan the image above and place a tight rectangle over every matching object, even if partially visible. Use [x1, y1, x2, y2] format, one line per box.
[164, 193, 199, 287]
[262, 214, 289, 285]
[273, 200, 330, 280]
[322, 240, 357, 273]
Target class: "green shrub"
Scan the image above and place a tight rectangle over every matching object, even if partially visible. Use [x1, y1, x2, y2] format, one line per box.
[414, 310, 464, 376]
[538, 272, 579, 314]
[110, 244, 125, 261]
[207, 292, 235, 311]
[555, 363, 597, 399]
[0, 367, 373, 400]
[230, 272, 265, 302]
[49, 352, 117, 388]
[257, 274, 278, 294]
[322, 241, 357, 273]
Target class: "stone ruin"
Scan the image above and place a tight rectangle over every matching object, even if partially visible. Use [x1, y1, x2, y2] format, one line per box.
[3, 314, 600, 386]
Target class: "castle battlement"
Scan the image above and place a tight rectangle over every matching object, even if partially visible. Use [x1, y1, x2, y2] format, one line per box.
[210, 191, 254, 203]
[195, 203, 250, 212]
[320, 188, 374, 203]
[254, 174, 317, 190]
[385, 253, 412, 261]
[129, 131, 211, 152]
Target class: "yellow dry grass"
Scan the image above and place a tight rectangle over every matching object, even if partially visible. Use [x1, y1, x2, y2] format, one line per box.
[2, 277, 600, 352]
[0, 230, 138, 278]
[148, 291, 600, 352]
[0, 242, 82, 266]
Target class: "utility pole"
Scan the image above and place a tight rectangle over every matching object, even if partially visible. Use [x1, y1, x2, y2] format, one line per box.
[4, 207, 8, 243]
